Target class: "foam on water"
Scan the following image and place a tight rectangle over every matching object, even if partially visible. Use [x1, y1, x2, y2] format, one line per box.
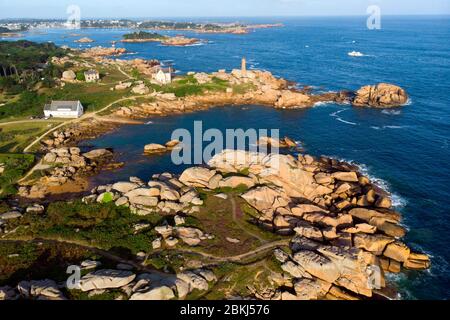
[313, 101, 334, 107]
[329, 109, 358, 126]
[381, 109, 402, 115]
[371, 125, 408, 130]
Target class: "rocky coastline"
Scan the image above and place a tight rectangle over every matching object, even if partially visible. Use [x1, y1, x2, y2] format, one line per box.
[2, 149, 431, 300]
[1, 56, 420, 300]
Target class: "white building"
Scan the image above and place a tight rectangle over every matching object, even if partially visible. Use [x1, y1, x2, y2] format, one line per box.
[44, 101, 84, 118]
[152, 67, 173, 85]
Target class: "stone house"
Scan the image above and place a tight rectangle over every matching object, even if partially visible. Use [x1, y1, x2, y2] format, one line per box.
[84, 69, 100, 82]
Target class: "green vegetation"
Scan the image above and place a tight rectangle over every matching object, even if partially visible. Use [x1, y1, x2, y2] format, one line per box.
[76, 70, 86, 81]
[0, 121, 62, 152]
[0, 41, 66, 92]
[150, 75, 229, 98]
[123, 31, 166, 40]
[0, 153, 35, 197]
[7, 201, 165, 256]
[0, 91, 47, 120]
[48, 82, 130, 112]
[232, 82, 257, 94]
[68, 289, 124, 300]
[0, 241, 90, 286]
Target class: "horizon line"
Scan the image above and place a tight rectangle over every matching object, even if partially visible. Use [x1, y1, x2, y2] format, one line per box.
[1, 14, 450, 20]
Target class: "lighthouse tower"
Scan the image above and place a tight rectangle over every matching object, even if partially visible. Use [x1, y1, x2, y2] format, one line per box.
[241, 57, 247, 77]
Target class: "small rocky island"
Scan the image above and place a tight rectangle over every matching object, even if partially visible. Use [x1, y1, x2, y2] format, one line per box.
[122, 31, 201, 46]
[74, 37, 95, 43]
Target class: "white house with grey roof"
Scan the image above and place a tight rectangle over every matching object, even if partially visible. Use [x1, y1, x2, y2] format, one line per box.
[44, 100, 84, 118]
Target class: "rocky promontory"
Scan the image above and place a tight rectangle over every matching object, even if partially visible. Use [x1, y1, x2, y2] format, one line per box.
[68, 149, 430, 300]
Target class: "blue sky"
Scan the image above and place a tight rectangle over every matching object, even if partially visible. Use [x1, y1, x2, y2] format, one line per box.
[1, 0, 449, 19]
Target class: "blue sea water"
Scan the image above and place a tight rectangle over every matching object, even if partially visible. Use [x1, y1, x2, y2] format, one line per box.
[9, 16, 450, 299]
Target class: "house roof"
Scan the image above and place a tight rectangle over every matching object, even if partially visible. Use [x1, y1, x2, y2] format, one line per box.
[153, 66, 173, 74]
[44, 101, 81, 112]
[84, 69, 99, 75]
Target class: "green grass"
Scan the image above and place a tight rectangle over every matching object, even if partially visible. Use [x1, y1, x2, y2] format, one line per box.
[150, 75, 230, 98]
[0, 153, 35, 197]
[67, 289, 124, 300]
[0, 91, 47, 120]
[48, 82, 130, 113]
[232, 82, 257, 94]
[0, 121, 62, 152]
[0, 241, 90, 286]
[7, 201, 165, 256]
[98, 66, 130, 85]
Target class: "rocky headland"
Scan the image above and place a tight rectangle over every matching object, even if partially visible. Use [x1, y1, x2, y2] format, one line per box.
[2, 149, 430, 300]
[85, 149, 431, 299]
[114, 69, 407, 119]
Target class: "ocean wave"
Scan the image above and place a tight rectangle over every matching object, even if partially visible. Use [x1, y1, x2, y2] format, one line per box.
[329, 109, 358, 125]
[381, 109, 402, 115]
[371, 125, 407, 130]
[404, 98, 413, 106]
[354, 162, 407, 208]
[145, 121, 154, 125]
[336, 118, 357, 125]
[313, 101, 334, 107]
[326, 157, 407, 209]
[330, 109, 346, 116]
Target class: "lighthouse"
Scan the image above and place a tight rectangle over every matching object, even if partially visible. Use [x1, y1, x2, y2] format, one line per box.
[241, 57, 247, 77]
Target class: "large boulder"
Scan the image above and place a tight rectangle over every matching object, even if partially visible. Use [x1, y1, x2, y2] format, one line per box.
[209, 150, 332, 200]
[353, 234, 394, 255]
[78, 269, 136, 292]
[219, 176, 255, 189]
[177, 271, 209, 291]
[241, 186, 290, 221]
[83, 149, 113, 160]
[176, 227, 204, 246]
[179, 167, 217, 188]
[293, 246, 376, 297]
[144, 144, 167, 154]
[112, 182, 139, 193]
[293, 278, 332, 300]
[130, 286, 175, 300]
[62, 70, 76, 81]
[353, 83, 408, 108]
[18, 279, 65, 300]
[275, 90, 312, 108]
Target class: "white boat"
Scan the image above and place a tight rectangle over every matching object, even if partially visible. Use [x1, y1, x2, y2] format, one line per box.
[348, 51, 364, 57]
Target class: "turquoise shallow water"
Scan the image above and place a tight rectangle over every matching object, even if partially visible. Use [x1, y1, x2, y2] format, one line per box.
[12, 16, 450, 299]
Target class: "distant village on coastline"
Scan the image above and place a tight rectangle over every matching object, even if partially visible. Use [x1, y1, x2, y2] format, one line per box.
[0, 18, 283, 35]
